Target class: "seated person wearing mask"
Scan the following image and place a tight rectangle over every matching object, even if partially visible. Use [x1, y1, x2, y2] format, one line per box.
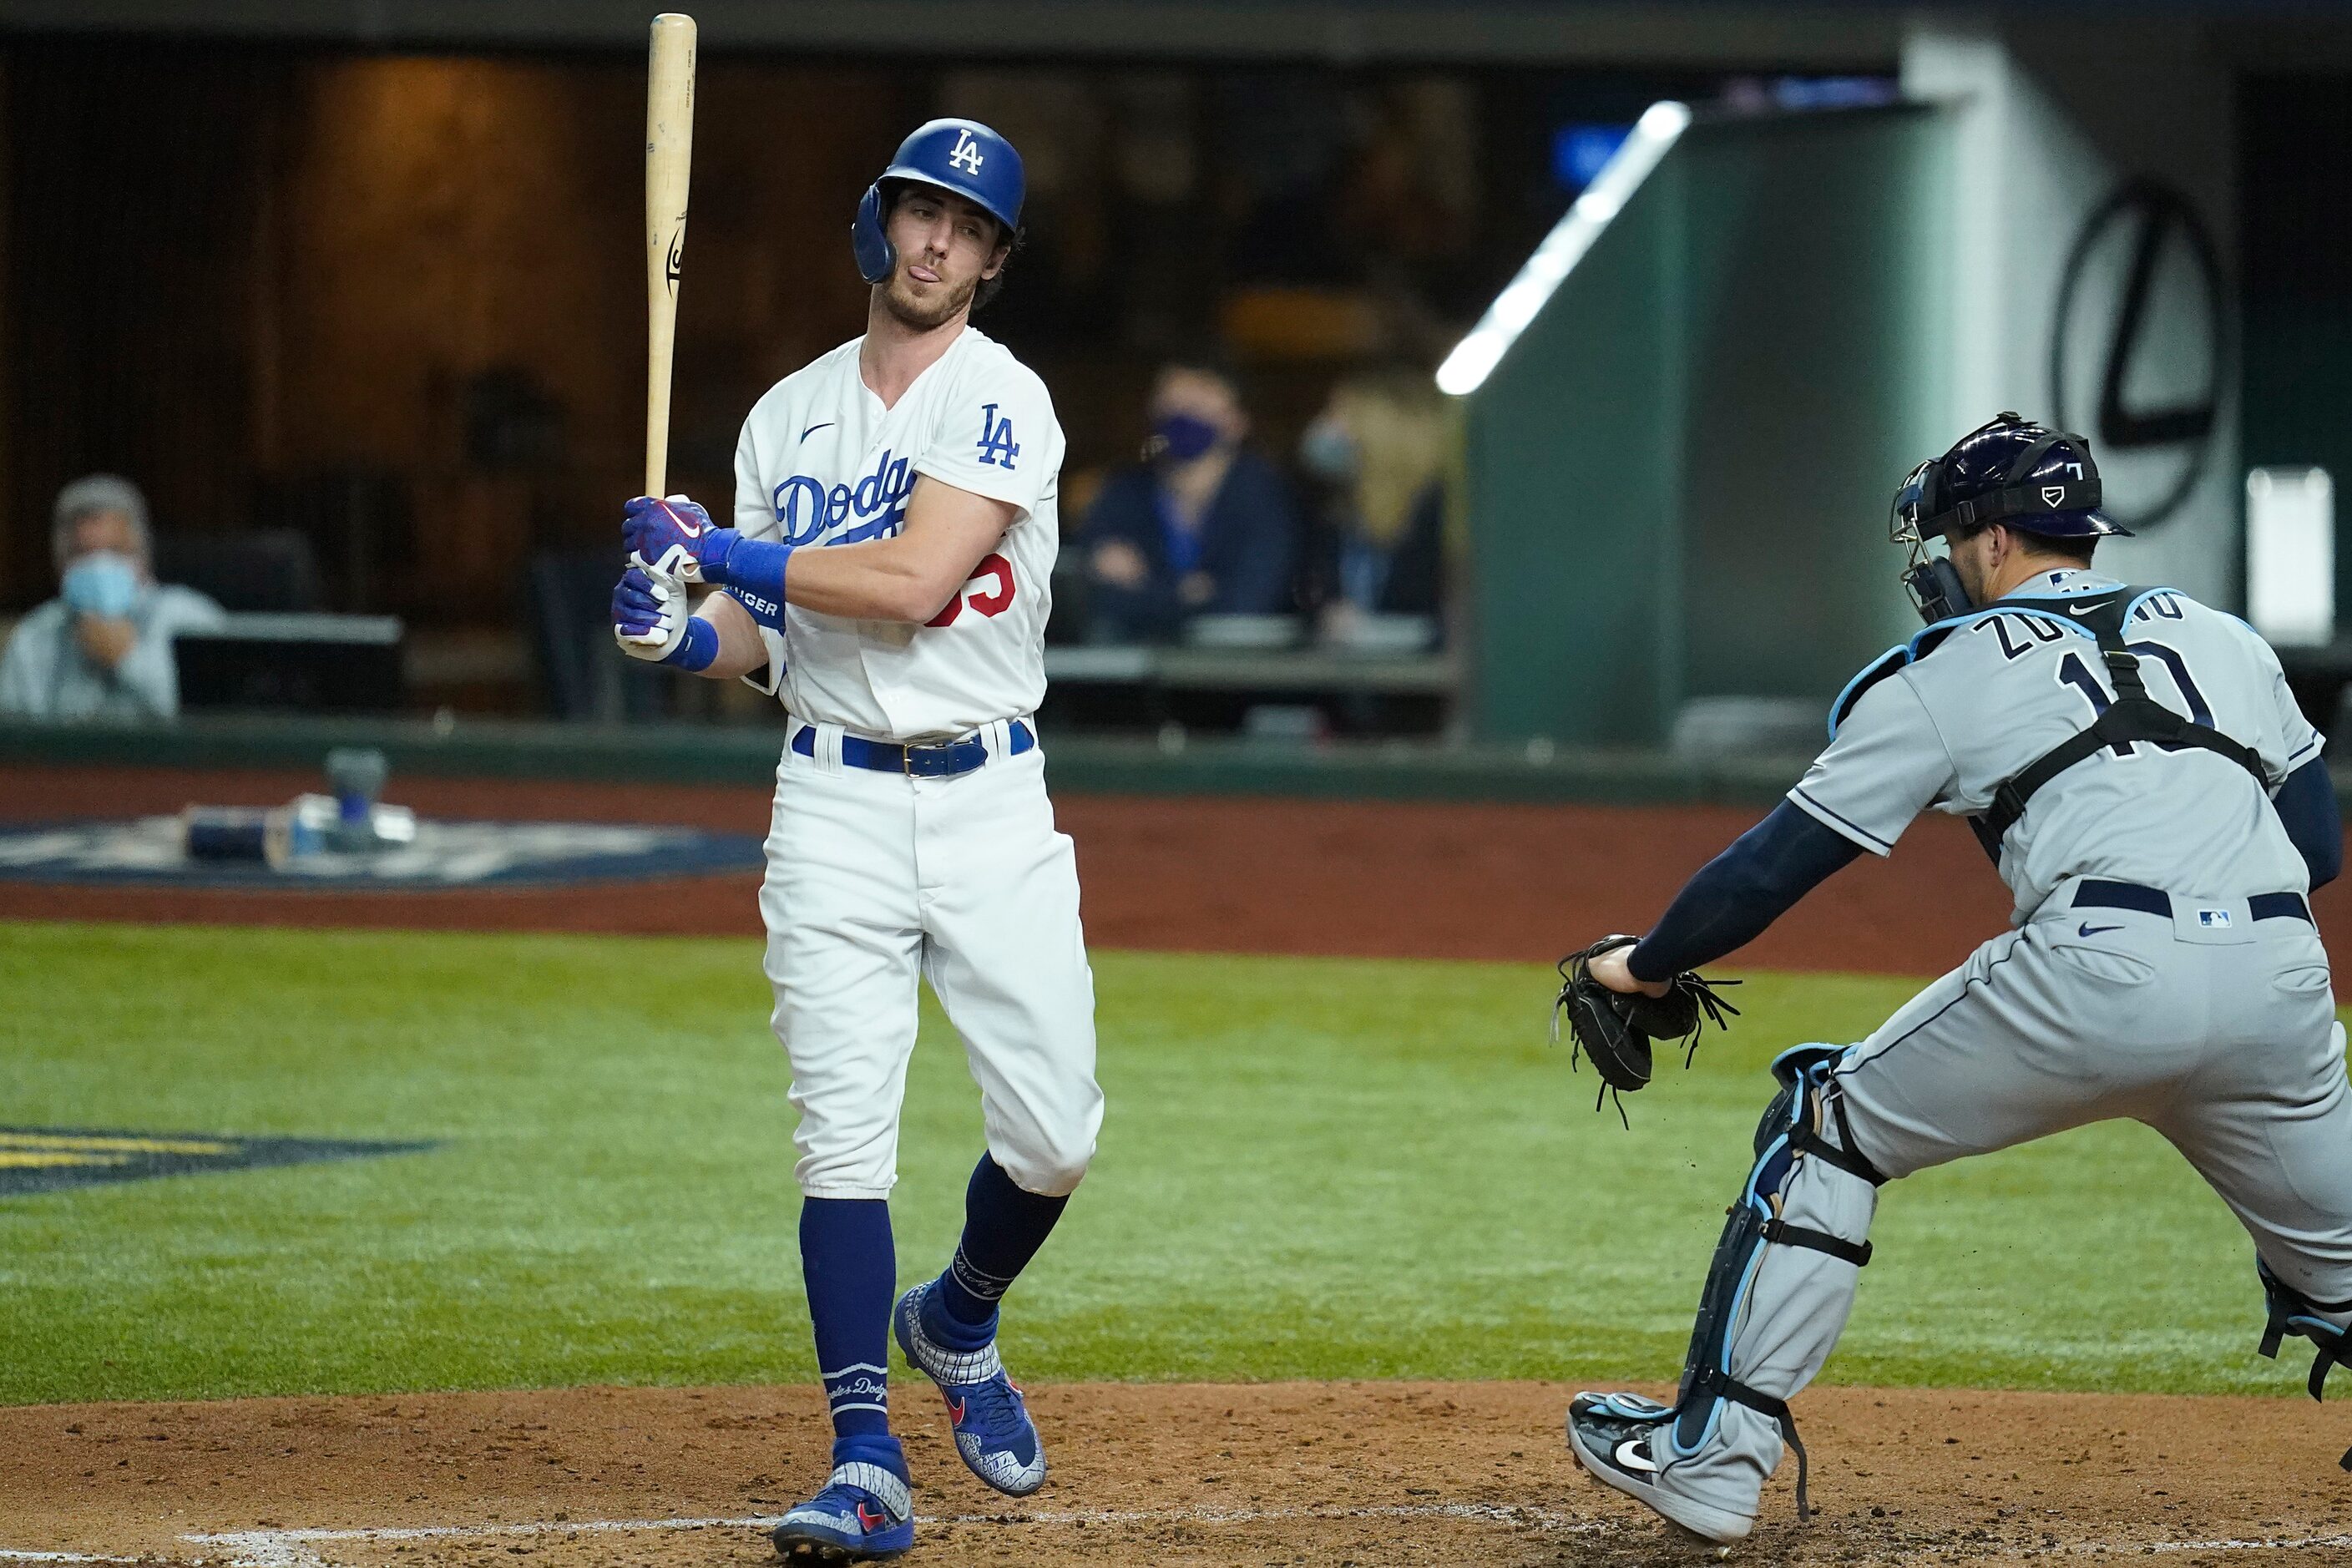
[1080, 359, 1299, 643]
[1298, 368, 1447, 645]
[0, 474, 227, 721]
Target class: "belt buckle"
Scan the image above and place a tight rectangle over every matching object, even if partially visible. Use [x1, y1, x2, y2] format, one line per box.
[902, 738, 957, 776]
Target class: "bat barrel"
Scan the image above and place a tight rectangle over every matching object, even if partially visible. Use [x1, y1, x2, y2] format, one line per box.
[645, 13, 696, 498]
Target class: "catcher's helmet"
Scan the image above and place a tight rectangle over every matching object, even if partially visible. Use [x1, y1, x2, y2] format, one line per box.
[1889, 412, 2127, 624]
[852, 119, 1024, 286]
[1890, 412, 2127, 545]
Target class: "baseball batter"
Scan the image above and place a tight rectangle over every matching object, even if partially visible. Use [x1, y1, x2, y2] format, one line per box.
[609, 119, 1098, 1563]
[1564, 414, 2352, 1543]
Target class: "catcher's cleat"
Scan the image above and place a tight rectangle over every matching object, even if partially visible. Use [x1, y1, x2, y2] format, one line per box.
[1567, 1392, 1754, 1545]
[770, 1462, 915, 1562]
[894, 1280, 1048, 1495]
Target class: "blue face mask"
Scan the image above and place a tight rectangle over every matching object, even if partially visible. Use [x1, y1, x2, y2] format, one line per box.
[1297, 417, 1358, 481]
[1151, 412, 1222, 464]
[62, 551, 140, 619]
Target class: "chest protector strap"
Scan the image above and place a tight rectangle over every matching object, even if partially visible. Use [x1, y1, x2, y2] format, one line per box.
[1977, 589, 2271, 845]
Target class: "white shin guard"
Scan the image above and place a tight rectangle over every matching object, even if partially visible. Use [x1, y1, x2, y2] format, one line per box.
[1651, 1046, 1884, 1520]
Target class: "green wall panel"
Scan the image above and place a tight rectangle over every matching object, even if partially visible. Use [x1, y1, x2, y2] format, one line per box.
[1464, 104, 1952, 744]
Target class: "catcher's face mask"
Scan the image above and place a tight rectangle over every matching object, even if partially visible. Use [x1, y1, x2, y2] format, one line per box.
[1890, 458, 1974, 625]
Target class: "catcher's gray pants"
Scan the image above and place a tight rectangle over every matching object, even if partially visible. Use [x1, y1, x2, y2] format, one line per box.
[1652, 876, 2352, 1522]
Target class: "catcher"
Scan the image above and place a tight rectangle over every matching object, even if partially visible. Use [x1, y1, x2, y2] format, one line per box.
[1554, 414, 2350, 1544]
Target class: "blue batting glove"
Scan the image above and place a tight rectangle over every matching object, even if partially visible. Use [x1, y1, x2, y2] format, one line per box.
[612, 565, 670, 641]
[623, 494, 740, 584]
[611, 566, 716, 670]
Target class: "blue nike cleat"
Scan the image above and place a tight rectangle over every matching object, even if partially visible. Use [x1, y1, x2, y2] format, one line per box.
[770, 1462, 914, 1562]
[893, 1280, 1048, 1495]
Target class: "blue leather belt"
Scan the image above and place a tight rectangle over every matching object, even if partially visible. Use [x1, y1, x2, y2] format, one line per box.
[791, 719, 1034, 778]
[2073, 880, 2311, 924]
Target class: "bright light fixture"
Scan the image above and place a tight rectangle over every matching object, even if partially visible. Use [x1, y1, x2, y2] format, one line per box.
[1435, 99, 1692, 397]
[2246, 465, 2335, 647]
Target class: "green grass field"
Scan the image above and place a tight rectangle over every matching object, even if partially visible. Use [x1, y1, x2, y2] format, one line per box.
[0, 921, 2322, 1408]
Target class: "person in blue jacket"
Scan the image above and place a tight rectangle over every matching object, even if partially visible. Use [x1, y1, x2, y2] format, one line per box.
[1080, 358, 1300, 643]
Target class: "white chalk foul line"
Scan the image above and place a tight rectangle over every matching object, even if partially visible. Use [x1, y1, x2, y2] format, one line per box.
[163, 1509, 2352, 1566]
[2137, 1537, 2352, 1555]
[184, 1503, 1600, 1565]
[0, 1554, 144, 1565]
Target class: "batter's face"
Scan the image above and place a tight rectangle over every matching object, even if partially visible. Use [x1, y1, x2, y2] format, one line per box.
[878, 187, 1009, 331]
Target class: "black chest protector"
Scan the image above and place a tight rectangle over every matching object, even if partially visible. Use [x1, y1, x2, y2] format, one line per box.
[1968, 588, 2272, 850]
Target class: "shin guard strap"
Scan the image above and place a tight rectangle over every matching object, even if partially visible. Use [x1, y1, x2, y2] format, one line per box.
[2253, 1259, 2352, 1466]
[2257, 1260, 2352, 1401]
[1691, 1366, 1810, 1520]
[1793, 1124, 1885, 1187]
[1763, 1217, 1873, 1267]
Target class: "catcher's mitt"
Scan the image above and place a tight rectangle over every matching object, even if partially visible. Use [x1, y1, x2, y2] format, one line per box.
[1551, 935, 1741, 1123]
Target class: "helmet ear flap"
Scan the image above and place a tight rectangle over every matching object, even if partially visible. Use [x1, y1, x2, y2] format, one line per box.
[852, 183, 894, 285]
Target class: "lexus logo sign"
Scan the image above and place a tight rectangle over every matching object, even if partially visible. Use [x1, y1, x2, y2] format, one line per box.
[2048, 179, 2228, 531]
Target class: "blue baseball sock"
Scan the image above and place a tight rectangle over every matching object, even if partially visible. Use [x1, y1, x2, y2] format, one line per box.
[798, 1197, 906, 1479]
[924, 1155, 1070, 1352]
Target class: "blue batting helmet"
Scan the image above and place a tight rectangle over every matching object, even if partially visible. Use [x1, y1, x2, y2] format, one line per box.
[1891, 412, 2129, 544]
[851, 119, 1025, 285]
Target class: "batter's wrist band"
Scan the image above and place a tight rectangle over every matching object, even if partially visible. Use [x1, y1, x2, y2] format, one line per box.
[695, 527, 741, 579]
[711, 537, 796, 607]
[661, 615, 720, 672]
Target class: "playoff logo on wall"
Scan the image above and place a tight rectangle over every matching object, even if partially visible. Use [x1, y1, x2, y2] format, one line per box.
[2048, 178, 2227, 532]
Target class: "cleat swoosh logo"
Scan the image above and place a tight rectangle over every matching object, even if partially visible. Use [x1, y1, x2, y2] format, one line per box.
[2077, 922, 2125, 938]
[947, 1396, 967, 1423]
[1612, 1438, 1660, 1474]
[856, 1503, 886, 1530]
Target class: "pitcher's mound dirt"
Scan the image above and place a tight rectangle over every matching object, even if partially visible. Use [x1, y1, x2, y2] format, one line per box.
[7, 1380, 2352, 1566]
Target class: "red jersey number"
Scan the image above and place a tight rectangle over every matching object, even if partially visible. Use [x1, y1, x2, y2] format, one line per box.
[926, 553, 1016, 628]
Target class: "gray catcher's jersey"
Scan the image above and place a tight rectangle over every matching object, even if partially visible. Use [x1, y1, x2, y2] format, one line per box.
[1789, 569, 2324, 923]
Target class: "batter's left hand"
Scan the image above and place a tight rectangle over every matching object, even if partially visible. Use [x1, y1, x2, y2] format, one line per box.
[612, 565, 685, 660]
[625, 493, 739, 583]
[1586, 943, 1672, 999]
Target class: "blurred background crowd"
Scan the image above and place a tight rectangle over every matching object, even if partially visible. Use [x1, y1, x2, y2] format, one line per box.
[0, 33, 1854, 737]
[3, 3, 2349, 753]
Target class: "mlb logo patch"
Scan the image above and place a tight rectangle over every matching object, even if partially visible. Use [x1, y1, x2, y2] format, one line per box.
[2198, 908, 2233, 928]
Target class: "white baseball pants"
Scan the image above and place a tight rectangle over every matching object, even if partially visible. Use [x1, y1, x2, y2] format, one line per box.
[758, 721, 1100, 1200]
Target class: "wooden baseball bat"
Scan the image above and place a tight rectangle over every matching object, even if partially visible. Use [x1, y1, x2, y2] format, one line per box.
[645, 13, 696, 498]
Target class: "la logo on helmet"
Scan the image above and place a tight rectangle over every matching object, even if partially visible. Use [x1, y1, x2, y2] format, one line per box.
[948, 129, 985, 175]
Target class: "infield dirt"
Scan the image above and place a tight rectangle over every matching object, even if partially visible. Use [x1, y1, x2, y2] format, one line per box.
[17, 764, 2352, 1565]
[7, 761, 2035, 973]
[8, 1380, 2352, 1566]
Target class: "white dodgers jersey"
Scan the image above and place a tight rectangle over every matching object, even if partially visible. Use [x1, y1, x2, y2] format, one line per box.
[731, 326, 1064, 742]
